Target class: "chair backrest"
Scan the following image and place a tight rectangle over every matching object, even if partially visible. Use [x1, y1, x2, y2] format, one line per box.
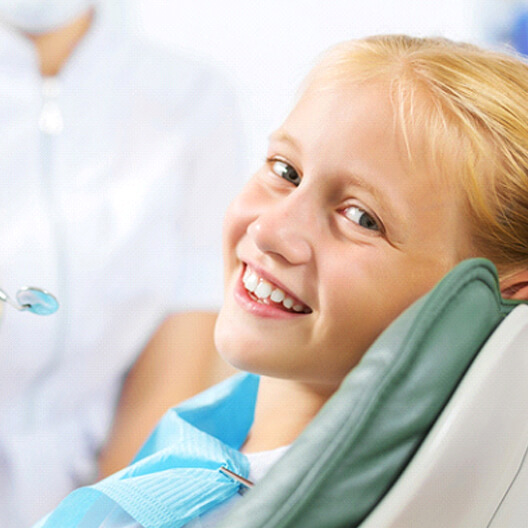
[360, 303, 528, 527]
[219, 258, 521, 528]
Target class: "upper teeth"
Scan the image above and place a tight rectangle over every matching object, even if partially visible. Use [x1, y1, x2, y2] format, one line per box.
[243, 267, 308, 313]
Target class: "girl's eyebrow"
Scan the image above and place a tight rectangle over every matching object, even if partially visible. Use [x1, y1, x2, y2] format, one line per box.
[268, 130, 301, 152]
[342, 173, 393, 214]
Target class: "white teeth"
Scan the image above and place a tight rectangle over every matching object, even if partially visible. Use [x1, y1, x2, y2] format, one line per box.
[242, 266, 309, 313]
[243, 267, 251, 280]
[283, 297, 294, 309]
[245, 272, 258, 293]
[255, 281, 272, 299]
[270, 288, 285, 303]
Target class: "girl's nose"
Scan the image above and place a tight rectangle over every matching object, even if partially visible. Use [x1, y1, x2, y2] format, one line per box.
[247, 200, 313, 265]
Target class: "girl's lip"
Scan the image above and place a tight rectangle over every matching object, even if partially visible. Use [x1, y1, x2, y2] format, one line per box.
[233, 267, 310, 319]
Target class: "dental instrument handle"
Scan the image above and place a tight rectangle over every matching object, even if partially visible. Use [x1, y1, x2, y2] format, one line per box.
[219, 466, 254, 489]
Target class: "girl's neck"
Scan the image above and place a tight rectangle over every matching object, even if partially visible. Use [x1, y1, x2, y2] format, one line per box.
[242, 376, 336, 453]
[27, 9, 94, 77]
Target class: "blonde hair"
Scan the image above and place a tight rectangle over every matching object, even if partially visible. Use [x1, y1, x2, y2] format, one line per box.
[307, 34, 528, 276]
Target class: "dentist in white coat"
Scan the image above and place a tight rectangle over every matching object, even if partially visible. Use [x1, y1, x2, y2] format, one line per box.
[0, 1, 242, 526]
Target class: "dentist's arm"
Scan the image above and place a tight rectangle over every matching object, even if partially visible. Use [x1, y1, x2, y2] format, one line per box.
[97, 310, 236, 477]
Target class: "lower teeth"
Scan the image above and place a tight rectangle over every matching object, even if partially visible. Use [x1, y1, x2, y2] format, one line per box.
[248, 291, 297, 312]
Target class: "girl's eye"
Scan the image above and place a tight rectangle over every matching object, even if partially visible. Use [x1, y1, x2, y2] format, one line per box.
[343, 206, 380, 231]
[271, 159, 301, 186]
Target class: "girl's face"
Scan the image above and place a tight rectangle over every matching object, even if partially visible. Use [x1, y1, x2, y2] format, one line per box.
[215, 81, 474, 391]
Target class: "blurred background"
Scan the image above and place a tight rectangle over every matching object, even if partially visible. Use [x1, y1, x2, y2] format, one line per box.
[2, 1, 528, 525]
[122, 0, 528, 175]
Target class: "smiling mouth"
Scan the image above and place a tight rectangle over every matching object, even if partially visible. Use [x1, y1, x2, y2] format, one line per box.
[242, 265, 312, 314]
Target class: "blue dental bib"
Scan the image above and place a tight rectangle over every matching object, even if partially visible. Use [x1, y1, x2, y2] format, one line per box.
[35, 373, 260, 528]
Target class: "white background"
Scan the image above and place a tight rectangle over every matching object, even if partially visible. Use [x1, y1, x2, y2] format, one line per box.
[125, 0, 514, 175]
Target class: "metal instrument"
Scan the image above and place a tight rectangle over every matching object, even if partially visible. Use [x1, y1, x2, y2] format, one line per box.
[0, 286, 59, 315]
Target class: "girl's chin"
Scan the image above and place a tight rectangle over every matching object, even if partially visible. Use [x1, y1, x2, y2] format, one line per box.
[214, 332, 259, 372]
[214, 325, 276, 376]
[213, 312, 246, 368]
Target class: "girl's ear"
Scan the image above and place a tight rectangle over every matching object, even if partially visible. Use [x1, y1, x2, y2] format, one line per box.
[500, 269, 528, 300]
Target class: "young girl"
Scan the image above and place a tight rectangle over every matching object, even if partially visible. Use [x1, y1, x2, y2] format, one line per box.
[34, 34, 528, 527]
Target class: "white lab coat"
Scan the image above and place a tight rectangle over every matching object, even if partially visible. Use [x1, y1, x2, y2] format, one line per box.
[0, 11, 245, 528]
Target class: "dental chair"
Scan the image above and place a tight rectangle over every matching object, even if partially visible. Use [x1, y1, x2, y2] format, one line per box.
[218, 258, 528, 528]
[361, 301, 528, 528]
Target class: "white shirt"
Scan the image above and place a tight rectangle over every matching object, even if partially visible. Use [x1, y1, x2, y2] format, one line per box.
[0, 11, 244, 528]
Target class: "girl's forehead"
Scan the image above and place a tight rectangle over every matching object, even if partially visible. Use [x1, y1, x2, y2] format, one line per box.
[283, 81, 415, 167]
[303, 75, 467, 186]
[288, 80, 393, 129]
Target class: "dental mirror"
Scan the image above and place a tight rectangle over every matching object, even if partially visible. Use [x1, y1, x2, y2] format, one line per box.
[0, 287, 59, 315]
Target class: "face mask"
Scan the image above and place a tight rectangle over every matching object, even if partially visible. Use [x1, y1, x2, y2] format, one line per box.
[0, 0, 97, 34]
